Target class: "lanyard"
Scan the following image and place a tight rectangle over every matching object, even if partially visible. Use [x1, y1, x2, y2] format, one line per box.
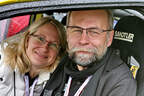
[64, 76, 92, 96]
[24, 75, 38, 96]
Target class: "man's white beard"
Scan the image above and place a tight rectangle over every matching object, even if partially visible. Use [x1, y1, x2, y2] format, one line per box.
[68, 47, 107, 67]
[73, 53, 96, 66]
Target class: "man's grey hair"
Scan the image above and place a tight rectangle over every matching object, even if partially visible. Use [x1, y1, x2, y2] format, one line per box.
[66, 9, 114, 30]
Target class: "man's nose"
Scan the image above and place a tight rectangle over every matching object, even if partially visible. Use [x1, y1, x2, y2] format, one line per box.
[79, 30, 89, 45]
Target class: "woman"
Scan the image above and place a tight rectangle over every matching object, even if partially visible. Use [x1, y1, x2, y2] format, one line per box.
[0, 16, 66, 96]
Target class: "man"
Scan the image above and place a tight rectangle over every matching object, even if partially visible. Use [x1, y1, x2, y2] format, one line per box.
[42, 9, 136, 96]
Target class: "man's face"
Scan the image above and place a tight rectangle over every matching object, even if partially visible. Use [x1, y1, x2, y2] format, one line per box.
[67, 10, 114, 66]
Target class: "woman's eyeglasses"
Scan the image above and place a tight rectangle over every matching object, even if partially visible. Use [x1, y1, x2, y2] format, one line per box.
[30, 34, 59, 50]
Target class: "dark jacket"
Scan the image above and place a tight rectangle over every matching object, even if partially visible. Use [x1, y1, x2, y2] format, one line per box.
[42, 49, 136, 96]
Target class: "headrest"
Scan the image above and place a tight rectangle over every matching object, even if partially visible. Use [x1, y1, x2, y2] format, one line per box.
[112, 16, 144, 67]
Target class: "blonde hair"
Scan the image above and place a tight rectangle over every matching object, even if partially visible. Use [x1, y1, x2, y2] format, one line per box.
[2, 16, 67, 74]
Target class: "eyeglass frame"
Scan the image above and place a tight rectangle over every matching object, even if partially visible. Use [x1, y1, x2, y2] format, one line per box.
[29, 34, 60, 50]
[66, 25, 112, 38]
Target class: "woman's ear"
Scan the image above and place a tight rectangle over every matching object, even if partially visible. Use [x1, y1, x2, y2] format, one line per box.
[26, 37, 29, 49]
[25, 32, 30, 48]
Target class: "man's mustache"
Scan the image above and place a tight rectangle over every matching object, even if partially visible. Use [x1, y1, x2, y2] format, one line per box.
[69, 47, 97, 53]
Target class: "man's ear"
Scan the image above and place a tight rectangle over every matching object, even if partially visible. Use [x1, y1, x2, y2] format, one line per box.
[66, 33, 69, 51]
[107, 29, 114, 47]
[66, 31, 69, 48]
[66, 30, 69, 41]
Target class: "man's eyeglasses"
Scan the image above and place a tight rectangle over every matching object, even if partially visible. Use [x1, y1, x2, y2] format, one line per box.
[30, 34, 59, 50]
[67, 26, 112, 38]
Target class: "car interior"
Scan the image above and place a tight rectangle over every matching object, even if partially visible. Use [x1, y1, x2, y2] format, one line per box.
[0, 0, 144, 95]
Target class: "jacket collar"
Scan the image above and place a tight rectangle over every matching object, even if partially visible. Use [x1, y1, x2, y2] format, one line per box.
[37, 71, 51, 85]
[104, 49, 124, 72]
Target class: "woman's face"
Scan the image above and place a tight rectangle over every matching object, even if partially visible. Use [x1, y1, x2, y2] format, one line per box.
[26, 23, 60, 70]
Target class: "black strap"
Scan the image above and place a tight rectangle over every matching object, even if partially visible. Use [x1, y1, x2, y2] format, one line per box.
[14, 71, 16, 96]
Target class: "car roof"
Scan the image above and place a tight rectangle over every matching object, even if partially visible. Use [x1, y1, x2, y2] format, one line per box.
[0, 0, 144, 20]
